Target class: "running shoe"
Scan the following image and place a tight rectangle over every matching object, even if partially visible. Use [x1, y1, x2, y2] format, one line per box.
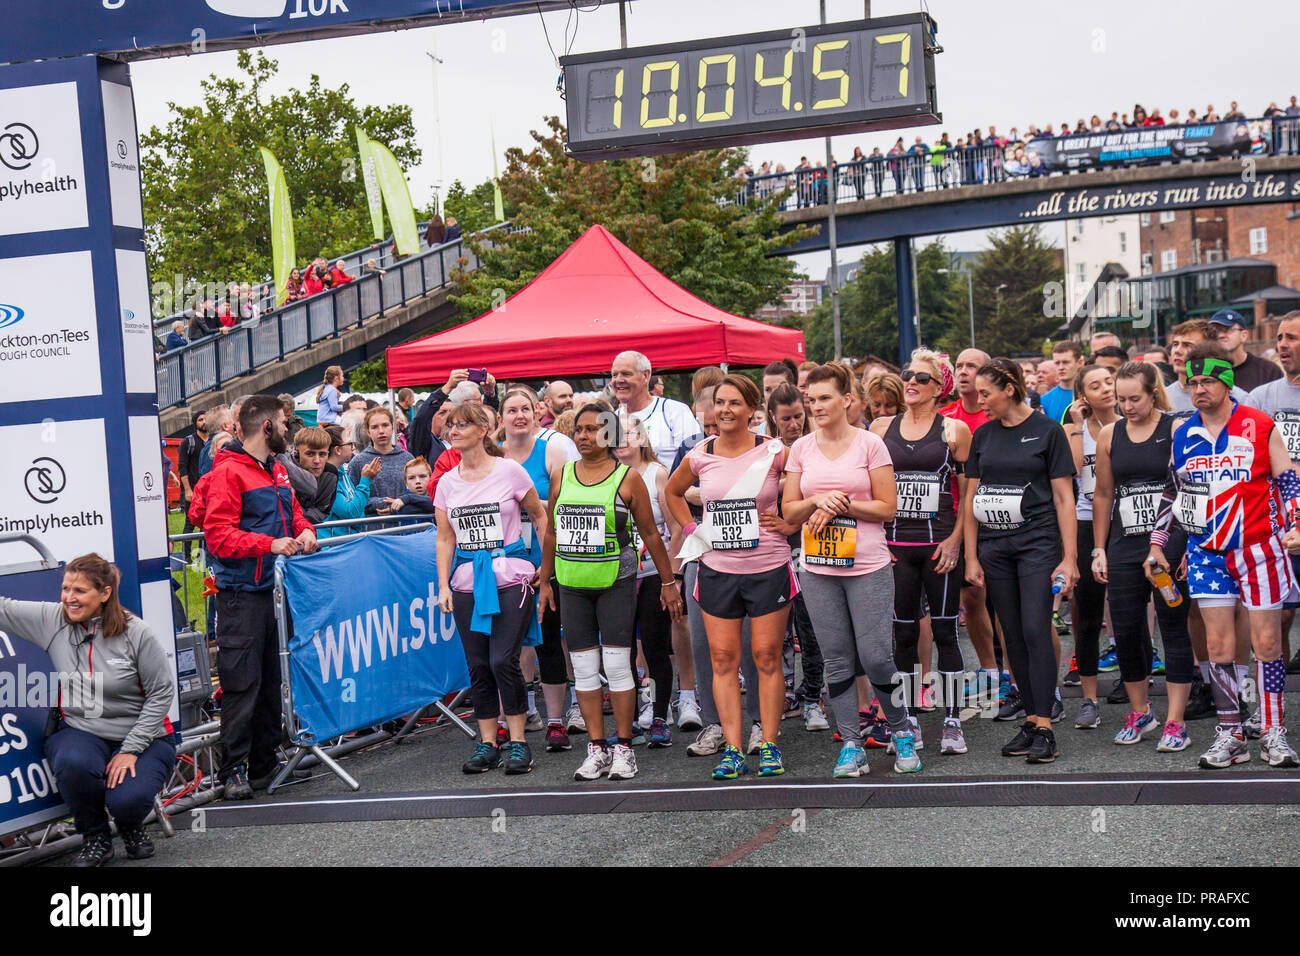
[1063, 656, 1080, 687]
[608, 743, 638, 780]
[998, 671, 1012, 702]
[1052, 610, 1071, 636]
[1198, 725, 1250, 769]
[1113, 707, 1158, 745]
[1075, 698, 1101, 729]
[803, 701, 830, 731]
[687, 724, 726, 756]
[891, 730, 921, 773]
[863, 714, 892, 749]
[565, 704, 587, 735]
[676, 698, 704, 732]
[574, 742, 613, 780]
[71, 832, 114, 868]
[1050, 696, 1066, 724]
[833, 742, 868, 777]
[783, 693, 802, 718]
[1106, 679, 1129, 704]
[504, 741, 535, 775]
[1243, 710, 1262, 740]
[757, 741, 786, 776]
[120, 824, 154, 861]
[1026, 727, 1059, 763]
[746, 721, 764, 755]
[525, 711, 545, 733]
[939, 718, 967, 755]
[995, 690, 1025, 722]
[495, 723, 508, 747]
[636, 695, 654, 732]
[1156, 721, 1190, 753]
[1261, 726, 1300, 768]
[1150, 649, 1166, 676]
[887, 717, 923, 752]
[918, 683, 937, 713]
[712, 744, 749, 780]
[1184, 679, 1215, 720]
[1001, 722, 1036, 757]
[462, 742, 502, 774]
[545, 723, 572, 752]
[647, 717, 673, 748]
[859, 708, 874, 736]
[1098, 644, 1119, 672]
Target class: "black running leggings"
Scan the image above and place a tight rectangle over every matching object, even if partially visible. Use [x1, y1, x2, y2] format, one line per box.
[890, 543, 964, 673]
[451, 587, 531, 719]
[534, 580, 567, 686]
[635, 577, 674, 720]
[1073, 521, 1107, 678]
[1107, 544, 1194, 686]
[980, 535, 1059, 721]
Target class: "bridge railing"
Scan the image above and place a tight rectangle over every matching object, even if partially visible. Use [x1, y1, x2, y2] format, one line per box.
[740, 116, 1300, 210]
[154, 225, 507, 410]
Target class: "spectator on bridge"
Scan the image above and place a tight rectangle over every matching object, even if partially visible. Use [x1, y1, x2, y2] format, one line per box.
[1223, 101, 1245, 121]
[1264, 102, 1284, 118]
[1146, 108, 1165, 127]
[165, 321, 188, 351]
[330, 260, 355, 285]
[317, 366, 344, 424]
[188, 300, 219, 340]
[0, 554, 177, 867]
[280, 425, 337, 525]
[867, 147, 885, 195]
[215, 301, 237, 330]
[425, 213, 446, 247]
[887, 138, 906, 193]
[284, 267, 306, 303]
[199, 395, 316, 800]
[1204, 105, 1220, 121]
[348, 406, 414, 514]
[361, 258, 387, 276]
[320, 423, 380, 538]
[907, 136, 929, 192]
[302, 259, 331, 297]
[1105, 112, 1122, 131]
[198, 404, 233, 478]
[1287, 96, 1300, 117]
[444, 216, 462, 243]
[1186, 108, 1199, 123]
[931, 133, 950, 187]
[847, 146, 867, 200]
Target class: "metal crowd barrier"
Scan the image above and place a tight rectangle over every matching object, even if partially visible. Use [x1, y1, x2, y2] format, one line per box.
[155, 223, 510, 410]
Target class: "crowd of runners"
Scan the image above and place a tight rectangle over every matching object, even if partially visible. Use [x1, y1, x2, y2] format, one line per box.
[432, 309, 1300, 780]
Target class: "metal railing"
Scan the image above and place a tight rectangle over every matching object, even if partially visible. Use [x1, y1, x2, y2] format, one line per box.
[155, 225, 507, 410]
[736, 115, 1300, 209]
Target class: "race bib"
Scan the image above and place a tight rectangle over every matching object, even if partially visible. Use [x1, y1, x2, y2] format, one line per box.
[520, 512, 534, 550]
[1079, 454, 1096, 501]
[1175, 480, 1209, 535]
[450, 503, 504, 551]
[895, 471, 941, 520]
[972, 484, 1026, 530]
[706, 497, 759, 550]
[1117, 481, 1163, 536]
[802, 515, 857, 568]
[555, 503, 607, 555]
[1276, 410, 1300, 461]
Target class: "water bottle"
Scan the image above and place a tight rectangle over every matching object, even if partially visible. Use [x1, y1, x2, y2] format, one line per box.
[1050, 572, 1067, 594]
[1147, 557, 1184, 608]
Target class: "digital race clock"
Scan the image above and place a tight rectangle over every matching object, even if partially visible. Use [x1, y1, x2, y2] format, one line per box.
[561, 13, 941, 160]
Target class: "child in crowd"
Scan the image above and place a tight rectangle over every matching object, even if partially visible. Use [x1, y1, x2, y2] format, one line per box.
[376, 457, 435, 516]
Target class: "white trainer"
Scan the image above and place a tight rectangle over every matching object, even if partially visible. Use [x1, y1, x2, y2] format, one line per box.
[676, 697, 703, 731]
[608, 743, 638, 780]
[573, 742, 612, 781]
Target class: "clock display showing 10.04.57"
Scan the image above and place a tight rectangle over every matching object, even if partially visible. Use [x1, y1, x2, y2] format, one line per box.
[562, 13, 940, 160]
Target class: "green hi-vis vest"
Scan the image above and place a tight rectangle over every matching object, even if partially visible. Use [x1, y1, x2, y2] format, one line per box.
[554, 462, 630, 589]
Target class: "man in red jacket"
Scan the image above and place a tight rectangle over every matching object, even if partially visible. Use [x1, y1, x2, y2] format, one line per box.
[195, 394, 316, 799]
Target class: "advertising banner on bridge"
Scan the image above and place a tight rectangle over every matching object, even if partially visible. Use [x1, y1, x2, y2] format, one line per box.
[1007, 121, 1257, 176]
[259, 147, 297, 307]
[279, 528, 469, 743]
[367, 138, 420, 257]
[355, 128, 385, 242]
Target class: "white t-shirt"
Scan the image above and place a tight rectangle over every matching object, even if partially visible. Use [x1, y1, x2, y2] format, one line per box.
[537, 426, 580, 462]
[624, 396, 702, 468]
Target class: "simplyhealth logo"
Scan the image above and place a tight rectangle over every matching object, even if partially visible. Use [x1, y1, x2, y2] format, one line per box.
[0, 304, 23, 329]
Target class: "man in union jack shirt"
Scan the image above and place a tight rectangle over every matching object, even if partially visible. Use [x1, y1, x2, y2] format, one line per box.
[1148, 343, 1300, 770]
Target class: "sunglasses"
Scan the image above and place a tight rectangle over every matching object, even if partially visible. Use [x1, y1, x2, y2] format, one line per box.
[900, 370, 934, 385]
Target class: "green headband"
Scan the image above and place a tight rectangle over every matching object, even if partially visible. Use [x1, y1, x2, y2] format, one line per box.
[1186, 357, 1234, 389]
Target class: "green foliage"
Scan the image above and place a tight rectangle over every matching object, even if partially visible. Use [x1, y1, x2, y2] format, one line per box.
[444, 178, 511, 235]
[140, 51, 420, 296]
[967, 225, 1065, 357]
[449, 117, 816, 326]
[802, 238, 968, 364]
[347, 355, 389, 392]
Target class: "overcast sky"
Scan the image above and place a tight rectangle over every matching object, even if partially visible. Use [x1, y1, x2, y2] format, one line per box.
[129, 0, 1300, 278]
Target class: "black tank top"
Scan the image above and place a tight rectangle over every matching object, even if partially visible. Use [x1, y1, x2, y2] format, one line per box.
[882, 413, 958, 544]
[1107, 415, 1180, 557]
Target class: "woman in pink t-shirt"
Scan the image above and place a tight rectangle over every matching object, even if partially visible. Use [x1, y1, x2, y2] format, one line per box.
[782, 363, 916, 778]
[434, 402, 548, 777]
[666, 375, 794, 780]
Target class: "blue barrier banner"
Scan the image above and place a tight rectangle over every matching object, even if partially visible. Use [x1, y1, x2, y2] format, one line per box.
[280, 528, 470, 743]
[0, 561, 71, 839]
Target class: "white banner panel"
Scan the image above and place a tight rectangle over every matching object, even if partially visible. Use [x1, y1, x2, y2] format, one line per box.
[100, 79, 143, 231]
[116, 248, 157, 394]
[127, 415, 168, 561]
[0, 82, 88, 236]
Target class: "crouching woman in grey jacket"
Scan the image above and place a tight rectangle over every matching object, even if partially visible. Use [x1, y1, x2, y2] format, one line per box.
[0, 554, 176, 867]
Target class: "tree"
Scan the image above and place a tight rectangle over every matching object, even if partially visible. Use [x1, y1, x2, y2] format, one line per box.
[140, 51, 420, 300]
[968, 225, 1064, 357]
[449, 117, 815, 324]
[801, 238, 967, 364]
[443, 178, 511, 234]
